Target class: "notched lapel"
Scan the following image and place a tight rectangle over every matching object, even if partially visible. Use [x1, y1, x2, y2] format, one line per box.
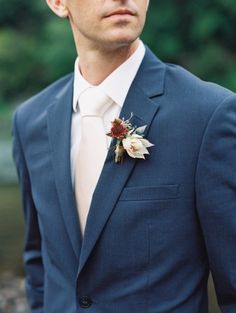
[47, 77, 82, 260]
[78, 49, 166, 274]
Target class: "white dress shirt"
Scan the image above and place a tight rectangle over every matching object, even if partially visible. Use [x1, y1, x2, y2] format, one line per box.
[71, 40, 146, 184]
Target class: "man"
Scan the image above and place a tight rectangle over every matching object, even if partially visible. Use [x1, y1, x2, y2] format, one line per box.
[12, 0, 236, 312]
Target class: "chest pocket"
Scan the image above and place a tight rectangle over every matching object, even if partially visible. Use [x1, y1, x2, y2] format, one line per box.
[119, 184, 180, 201]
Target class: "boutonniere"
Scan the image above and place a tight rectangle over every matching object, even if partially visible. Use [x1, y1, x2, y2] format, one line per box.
[106, 113, 154, 164]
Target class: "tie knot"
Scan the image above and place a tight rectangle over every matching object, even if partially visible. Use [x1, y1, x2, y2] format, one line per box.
[78, 87, 113, 117]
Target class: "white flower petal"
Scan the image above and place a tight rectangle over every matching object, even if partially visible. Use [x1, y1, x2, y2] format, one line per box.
[126, 149, 137, 158]
[135, 125, 147, 135]
[140, 138, 154, 148]
[122, 135, 153, 159]
[130, 133, 143, 139]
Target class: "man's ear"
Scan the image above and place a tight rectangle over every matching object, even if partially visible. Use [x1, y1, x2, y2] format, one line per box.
[46, 0, 68, 18]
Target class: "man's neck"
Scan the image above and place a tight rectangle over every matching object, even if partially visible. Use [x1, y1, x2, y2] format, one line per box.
[77, 40, 140, 85]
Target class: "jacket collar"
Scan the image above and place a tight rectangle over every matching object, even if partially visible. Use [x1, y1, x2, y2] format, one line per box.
[47, 76, 83, 260]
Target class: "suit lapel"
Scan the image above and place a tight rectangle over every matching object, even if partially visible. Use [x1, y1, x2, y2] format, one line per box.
[47, 76, 82, 260]
[78, 48, 166, 274]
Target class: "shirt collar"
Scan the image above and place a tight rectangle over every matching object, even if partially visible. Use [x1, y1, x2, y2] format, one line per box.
[73, 40, 145, 112]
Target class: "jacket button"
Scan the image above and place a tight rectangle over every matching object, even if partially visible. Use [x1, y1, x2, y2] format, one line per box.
[79, 296, 93, 308]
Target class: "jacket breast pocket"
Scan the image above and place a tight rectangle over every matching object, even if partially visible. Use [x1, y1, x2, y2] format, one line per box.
[119, 184, 180, 201]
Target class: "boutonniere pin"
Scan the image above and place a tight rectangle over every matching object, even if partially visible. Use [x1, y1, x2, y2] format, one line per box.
[106, 113, 154, 164]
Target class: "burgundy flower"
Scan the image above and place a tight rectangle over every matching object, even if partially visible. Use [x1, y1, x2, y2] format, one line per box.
[108, 119, 129, 140]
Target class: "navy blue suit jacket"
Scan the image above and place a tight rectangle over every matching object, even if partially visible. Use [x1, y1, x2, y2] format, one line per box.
[13, 47, 236, 313]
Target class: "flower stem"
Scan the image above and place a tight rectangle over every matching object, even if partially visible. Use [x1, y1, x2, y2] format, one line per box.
[115, 141, 125, 164]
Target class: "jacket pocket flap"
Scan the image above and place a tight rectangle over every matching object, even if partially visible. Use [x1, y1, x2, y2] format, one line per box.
[119, 184, 180, 201]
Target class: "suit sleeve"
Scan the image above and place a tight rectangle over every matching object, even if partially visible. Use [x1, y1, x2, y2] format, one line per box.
[196, 94, 236, 313]
[12, 111, 44, 313]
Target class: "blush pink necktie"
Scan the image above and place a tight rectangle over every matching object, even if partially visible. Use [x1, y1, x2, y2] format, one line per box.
[75, 87, 113, 235]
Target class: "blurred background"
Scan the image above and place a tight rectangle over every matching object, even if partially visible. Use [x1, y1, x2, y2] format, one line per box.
[0, 0, 236, 312]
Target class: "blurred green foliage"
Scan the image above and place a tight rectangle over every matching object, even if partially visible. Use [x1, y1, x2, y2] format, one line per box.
[145, 0, 236, 91]
[0, 0, 236, 108]
[0, 184, 23, 275]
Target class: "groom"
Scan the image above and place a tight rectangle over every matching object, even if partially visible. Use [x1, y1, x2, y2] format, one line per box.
[13, 0, 236, 312]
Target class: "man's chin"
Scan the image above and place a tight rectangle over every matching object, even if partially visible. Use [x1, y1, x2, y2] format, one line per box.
[100, 32, 140, 50]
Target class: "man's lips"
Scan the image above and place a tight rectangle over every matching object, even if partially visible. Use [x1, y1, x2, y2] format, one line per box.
[105, 8, 136, 18]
